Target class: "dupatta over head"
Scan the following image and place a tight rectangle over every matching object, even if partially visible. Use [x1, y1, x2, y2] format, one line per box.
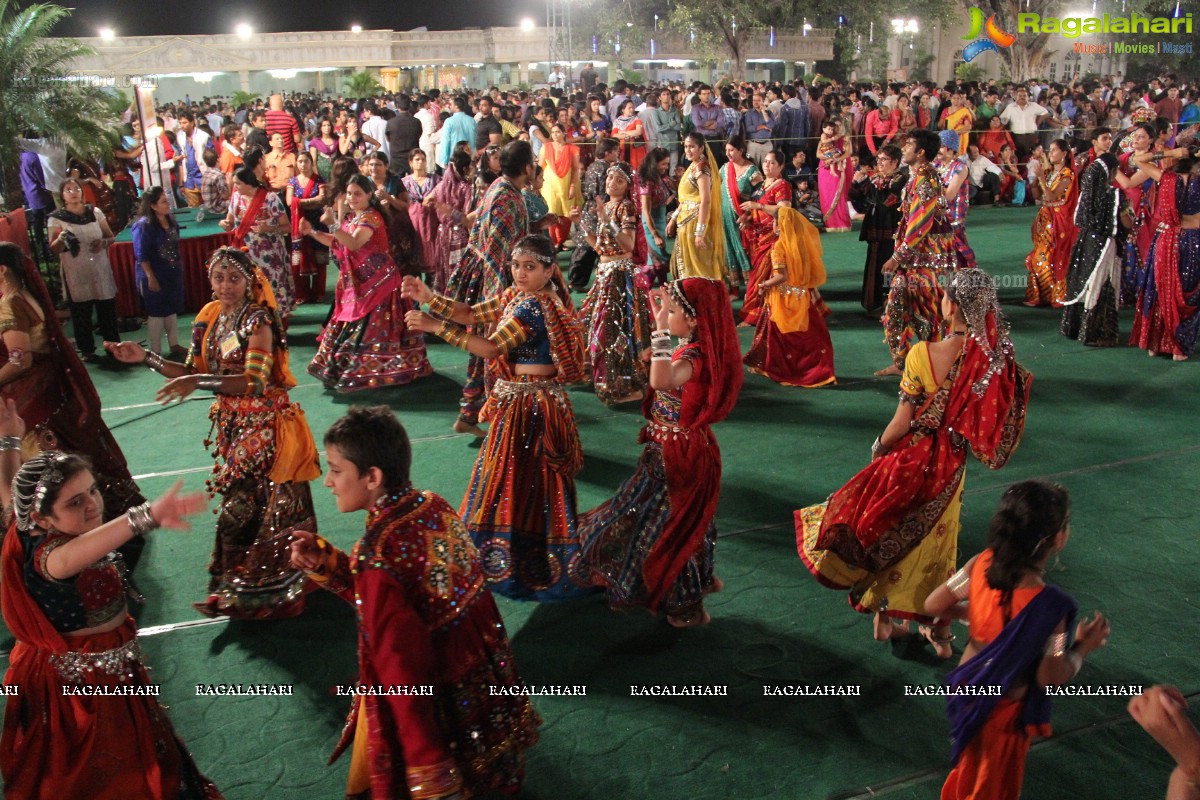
[815, 269, 1032, 573]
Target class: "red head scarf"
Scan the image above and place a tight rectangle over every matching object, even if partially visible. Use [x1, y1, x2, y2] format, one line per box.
[670, 277, 743, 428]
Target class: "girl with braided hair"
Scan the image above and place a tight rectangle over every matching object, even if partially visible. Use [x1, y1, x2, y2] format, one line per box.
[577, 277, 743, 627]
[798, 268, 1032, 657]
[106, 247, 321, 619]
[0, 420, 222, 798]
[926, 481, 1109, 800]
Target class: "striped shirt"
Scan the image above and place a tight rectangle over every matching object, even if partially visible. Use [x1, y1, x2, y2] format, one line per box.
[264, 110, 300, 153]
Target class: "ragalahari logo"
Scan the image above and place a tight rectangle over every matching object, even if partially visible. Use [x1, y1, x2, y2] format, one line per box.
[961, 7, 1017, 62]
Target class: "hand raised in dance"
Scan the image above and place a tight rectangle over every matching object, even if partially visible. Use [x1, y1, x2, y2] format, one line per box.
[1074, 611, 1110, 656]
[104, 340, 148, 365]
[289, 529, 326, 572]
[400, 275, 434, 305]
[650, 286, 672, 330]
[0, 398, 25, 440]
[405, 310, 439, 333]
[149, 480, 208, 530]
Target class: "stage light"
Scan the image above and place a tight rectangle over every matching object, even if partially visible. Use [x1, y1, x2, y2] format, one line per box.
[99, 27, 115, 41]
[235, 23, 253, 40]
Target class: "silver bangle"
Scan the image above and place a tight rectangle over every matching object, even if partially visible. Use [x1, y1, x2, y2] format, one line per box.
[0, 435, 21, 452]
[195, 375, 225, 392]
[127, 502, 159, 537]
[871, 436, 890, 459]
[143, 351, 165, 373]
[651, 334, 672, 349]
[1044, 631, 1070, 658]
[946, 566, 971, 600]
[651, 354, 672, 362]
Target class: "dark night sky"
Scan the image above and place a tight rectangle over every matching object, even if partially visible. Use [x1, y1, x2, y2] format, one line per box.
[51, 1, 550, 37]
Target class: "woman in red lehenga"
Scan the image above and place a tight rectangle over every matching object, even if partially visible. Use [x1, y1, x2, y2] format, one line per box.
[1125, 145, 1200, 359]
[1023, 139, 1078, 307]
[738, 149, 793, 327]
[744, 206, 836, 388]
[577, 278, 743, 627]
[0, 440, 222, 800]
[797, 269, 1031, 658]
[0, 243, 145, 567]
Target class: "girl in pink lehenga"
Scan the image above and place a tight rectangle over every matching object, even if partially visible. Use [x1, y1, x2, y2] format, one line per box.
[817, 120, 853, 233]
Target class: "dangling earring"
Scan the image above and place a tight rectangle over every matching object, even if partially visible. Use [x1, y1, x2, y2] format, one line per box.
[212, 291, 218, 301]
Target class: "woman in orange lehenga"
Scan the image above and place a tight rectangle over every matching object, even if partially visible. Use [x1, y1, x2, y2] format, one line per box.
[739, 149, 793, 327]
[744, 206, 836, 388]
[1023, 139, 1078, 307]
[108, 248, 322, 620]
[0, 443, 222, 800]
[797, 269, 1031, 658]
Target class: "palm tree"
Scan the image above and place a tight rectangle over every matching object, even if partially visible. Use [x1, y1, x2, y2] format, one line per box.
[0, 0, 117, 208]
[343, 70, 385, 98]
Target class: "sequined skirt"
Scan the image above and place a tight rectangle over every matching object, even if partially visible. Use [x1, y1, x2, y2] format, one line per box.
[577, 441, 716, 616]
[461, 377, 595, 602]
[580, 258, 651, 405]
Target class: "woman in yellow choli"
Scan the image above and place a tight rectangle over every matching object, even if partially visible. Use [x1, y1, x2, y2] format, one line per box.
[798, 341, 960, 623]
[671, 133, 725, 280]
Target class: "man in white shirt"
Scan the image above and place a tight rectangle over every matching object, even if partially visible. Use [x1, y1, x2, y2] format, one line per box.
[361, 101, 390, 161]
[999, 87, 1048, 162]
[966, 145, 1005, 207]
[414, 94, 438, 167]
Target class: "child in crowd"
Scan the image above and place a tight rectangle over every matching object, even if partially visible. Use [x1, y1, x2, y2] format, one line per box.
[290, 406, 540, 799]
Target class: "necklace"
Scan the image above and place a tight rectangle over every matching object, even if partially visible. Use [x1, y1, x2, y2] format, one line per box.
[215, 302, 247, 341]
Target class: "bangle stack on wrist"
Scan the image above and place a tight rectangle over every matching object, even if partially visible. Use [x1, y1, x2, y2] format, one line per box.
[0, 435, 22, 452]
[143, 351, 165, 373]
[695, 222, 708, 236]
[127, 502, 159, 537]
[428, 293, 456, 319]
[651, 330, 673, 362]
[195, 375, 224, 392]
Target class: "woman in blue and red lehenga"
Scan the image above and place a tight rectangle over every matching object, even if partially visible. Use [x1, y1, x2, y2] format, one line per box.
[925, 481, 1110, 800]
[1123, 146, 1200, 360]
[577, 277, 743, 627]
[291, 406, 539, 800]
[1, 446, 222, 800]
[1114, 120, 1158, 305]
[404, 235, 595, 602]
[303, 174, 432, 392]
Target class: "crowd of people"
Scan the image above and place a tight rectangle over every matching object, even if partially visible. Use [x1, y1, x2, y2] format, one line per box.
[4, 67, 1200, 800]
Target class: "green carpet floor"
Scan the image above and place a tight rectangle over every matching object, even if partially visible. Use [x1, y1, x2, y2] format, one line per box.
[2, 204, 1196, 799]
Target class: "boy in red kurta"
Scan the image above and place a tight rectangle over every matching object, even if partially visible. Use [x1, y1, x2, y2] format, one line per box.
[291, 406, 539, 799]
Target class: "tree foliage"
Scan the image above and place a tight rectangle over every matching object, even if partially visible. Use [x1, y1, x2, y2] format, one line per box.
[0, 0, 118, 203]
[343, 70, 385, 97]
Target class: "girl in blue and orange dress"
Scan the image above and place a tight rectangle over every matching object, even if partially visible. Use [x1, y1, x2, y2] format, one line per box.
[577, 277, 743, 627]
[403, 235, 594, 602]
[302, 174, 432, 392]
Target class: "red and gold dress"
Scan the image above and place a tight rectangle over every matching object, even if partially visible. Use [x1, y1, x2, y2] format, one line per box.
[797, 311, 1031, 624]
[1024, 164, 1077, 306]
[309, 208, 432, 392]
[1, 524, 222, 799]
[304, 486, 540, 799]
[740, 178, 793, 326]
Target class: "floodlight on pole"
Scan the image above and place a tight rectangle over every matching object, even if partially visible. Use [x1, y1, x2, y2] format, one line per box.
[520, 18, 535, 32]
[99, 27, 115, 41]
[351, 24, 363, 34]
[235, 23, 253, 40]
